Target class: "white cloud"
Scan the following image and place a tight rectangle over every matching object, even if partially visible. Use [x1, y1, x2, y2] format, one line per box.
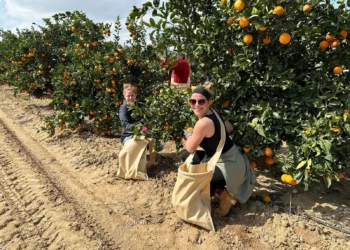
[1, 0, 150, 43]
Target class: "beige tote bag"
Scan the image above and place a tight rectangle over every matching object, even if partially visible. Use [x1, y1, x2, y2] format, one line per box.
[117, 136, 149, 181]
[172, 109, 225, 231]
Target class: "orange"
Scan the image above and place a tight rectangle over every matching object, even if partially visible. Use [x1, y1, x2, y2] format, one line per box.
[263, 195, 271, 203]
[279, 33, 291, 44]
[58, 119, 64, 124]
[223, 100, 230, 108]
[71, 26, 76, 32]
[164, 124, 169, 130]
[326, 33, 335, 41]
[227, 17, 234, 25]
[289, 179, 297, 185]
[239, 17, 249, 28]
[186, 127, 193, 132]
[250, 161, 257, 169]
[243, 34, 253, 44]
[264, 147, 273, 157]
[303, 4, 312, 13]
[109, 58, 115, 64]
[263, 37, 271, 44]
[259, 26, 268, 31]
[273, 6, 284, 16]
[333, 66, 343, 74]
[76, 104, 80, 108]
[243, 145, 251, 153]
[319, 40, 329, 49]
[234, 0, 245, 11]
[338, 173, 344, 179]
[331, 40, 340, 47]
[339, 29, 348, 39]
[284, 174, 294, 184]
[281, 174, 288, 182]
[132, 34, 137, 40]
[265, 157, 274, 165]
[92, 41, 98, 47]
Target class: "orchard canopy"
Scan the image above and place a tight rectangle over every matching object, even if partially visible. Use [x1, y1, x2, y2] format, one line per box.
[0, 0, 349, 189]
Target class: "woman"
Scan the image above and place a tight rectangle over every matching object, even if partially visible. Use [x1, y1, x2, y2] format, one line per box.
[182, 83, 256, 216]
[119, 84, 142, 144]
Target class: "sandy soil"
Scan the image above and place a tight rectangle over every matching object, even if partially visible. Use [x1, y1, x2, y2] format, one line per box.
[0, 84, 350, 250]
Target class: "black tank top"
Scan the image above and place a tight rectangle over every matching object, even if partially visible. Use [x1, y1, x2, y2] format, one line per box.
[199, 111, 234, 157]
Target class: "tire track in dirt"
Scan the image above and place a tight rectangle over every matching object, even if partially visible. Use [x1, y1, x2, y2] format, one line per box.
[0, 110, 120, 249]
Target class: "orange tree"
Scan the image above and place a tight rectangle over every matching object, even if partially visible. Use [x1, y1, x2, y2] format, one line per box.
[129, 0, 350, 189]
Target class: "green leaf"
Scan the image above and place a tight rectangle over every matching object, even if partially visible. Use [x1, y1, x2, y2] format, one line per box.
[296, 160, 307, 169]
[255, 124, 266, 138]
[150, 18, 156, 27]
[319, 139, 331, 154]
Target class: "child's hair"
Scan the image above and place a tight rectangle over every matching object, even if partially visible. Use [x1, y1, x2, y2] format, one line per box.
[123, 83, 137, 94]
[178, 52, 186, 60]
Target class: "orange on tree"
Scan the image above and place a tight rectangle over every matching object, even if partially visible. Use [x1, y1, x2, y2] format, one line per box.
[243, 145, 251, 153]
[263, 195, 271, 203]
[71, 26, 77, 32]
[319, 40, 329, 49]
[250, 161, 257, 169]
[259, 26, 268, 31]
[303, 4, 312, 13]
[279, 33, 291, 44]
[331, 39, 340, 47]
[264, 147, 273, 157]
[243, 34, 253, 44]
[234, 0, 245, 11]
[239, 17, 249, 27]
[265, 157, 274, 165]
[333, 66, 343, 74]
[339, 29, 348, 39]
[326, 32, 335, 41]
[223, 100, 230, 108]
[227, 17, 234, 25]
[127, 23, 133, 29]
[263, 37, 271, 44]
[273, 6, 284, 16]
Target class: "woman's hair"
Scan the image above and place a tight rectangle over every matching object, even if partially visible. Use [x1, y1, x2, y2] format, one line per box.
[123, 83, 137, 94]
[192, 81, 214, 100]
[177, 52, 186, 60]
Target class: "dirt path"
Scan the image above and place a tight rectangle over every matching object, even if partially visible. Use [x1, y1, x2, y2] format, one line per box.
[0, 84, 350, 250]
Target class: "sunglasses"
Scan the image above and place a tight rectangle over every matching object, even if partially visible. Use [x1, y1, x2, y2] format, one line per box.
[189, 99, 207, 105]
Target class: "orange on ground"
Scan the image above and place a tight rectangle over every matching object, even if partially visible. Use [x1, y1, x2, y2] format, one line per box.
[281, 174, 288, 182]
[333, 66, 343, 74]
[243, 34, 253, 44]
[239, 17, 249, 28]
[303, 4, 312, 13]
[263, 37, 271, 44]
[264, 147, 273, 157]
[279, 33, 291, 44]
[263, 195, 271, 203]
[338, 173, 344, 179]
[319, 40, 329, 49]
[265, 157, 274, 165]
[234, 0, 245, 11]
[273, 6, 284, 16]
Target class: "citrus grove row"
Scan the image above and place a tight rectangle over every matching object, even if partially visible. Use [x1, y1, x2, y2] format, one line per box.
[0, 0, 349, 189]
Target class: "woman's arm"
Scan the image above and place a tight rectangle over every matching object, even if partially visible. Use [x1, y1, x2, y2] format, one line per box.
[225, 120, 234, 134]
[185, 118, 215, 153]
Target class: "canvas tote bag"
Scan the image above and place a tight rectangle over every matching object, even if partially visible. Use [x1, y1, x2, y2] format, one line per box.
[117, 136, 149, 181]
[172, 109, 225, 231]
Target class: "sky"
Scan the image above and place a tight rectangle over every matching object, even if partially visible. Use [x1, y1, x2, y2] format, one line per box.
[0, 0, 149, 43]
